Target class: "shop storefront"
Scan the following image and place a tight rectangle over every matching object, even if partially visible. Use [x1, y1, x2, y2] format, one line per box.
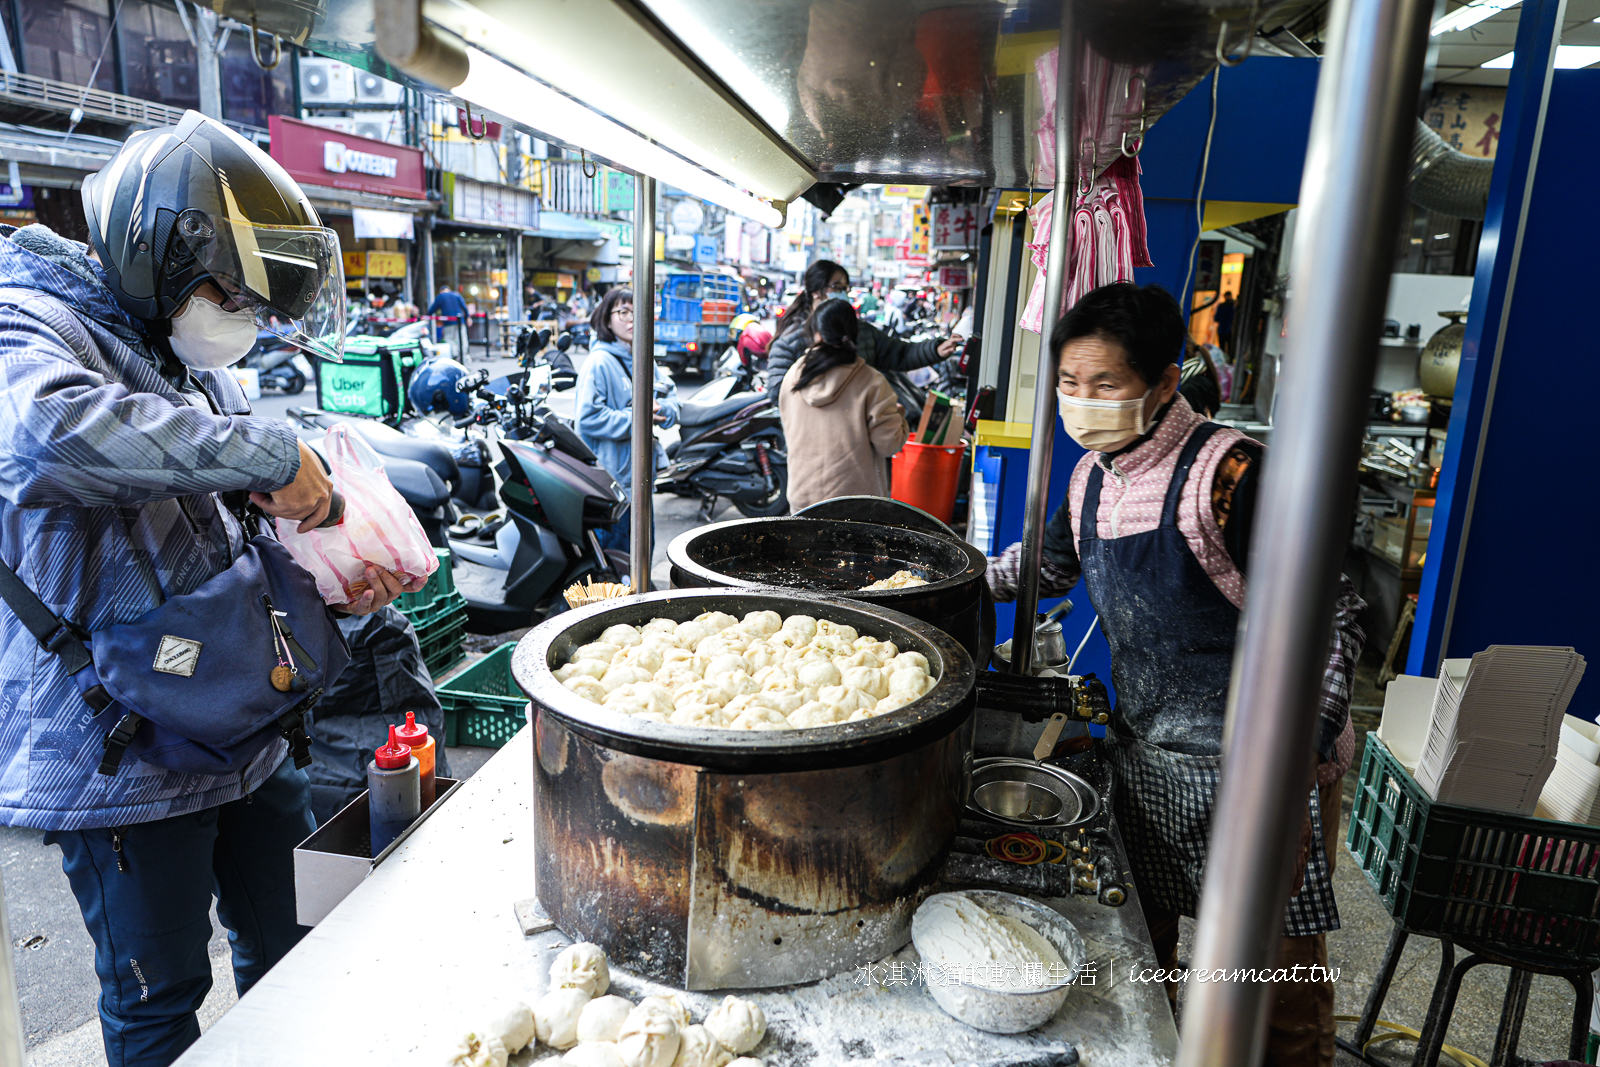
[438, 175, 541, 341]
[267, 116, 431, 308]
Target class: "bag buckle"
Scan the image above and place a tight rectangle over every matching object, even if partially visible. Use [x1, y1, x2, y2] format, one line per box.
[97, 711, 144, 776]
[81, 684, 113, 714]
[277, 687, 322, 770]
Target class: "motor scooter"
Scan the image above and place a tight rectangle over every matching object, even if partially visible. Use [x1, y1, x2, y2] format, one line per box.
[656, 391, 787, 522]
[245, 336, 314, 394]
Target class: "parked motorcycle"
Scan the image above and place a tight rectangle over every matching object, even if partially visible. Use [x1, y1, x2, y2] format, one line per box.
[245, 337, 314, 395]
[656, 390, 787, 522]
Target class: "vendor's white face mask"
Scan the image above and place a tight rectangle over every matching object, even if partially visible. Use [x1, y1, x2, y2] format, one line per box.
[1057, 388, 1154, 452]
[169, 295, 258, 370]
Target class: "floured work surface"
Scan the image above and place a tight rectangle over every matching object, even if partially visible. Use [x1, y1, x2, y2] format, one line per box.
[173, 726, 1177, 1067]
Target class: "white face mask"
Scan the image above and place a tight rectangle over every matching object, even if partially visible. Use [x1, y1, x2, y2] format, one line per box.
[1057, 387, 1154, 453]
[169, 294, 259, 370]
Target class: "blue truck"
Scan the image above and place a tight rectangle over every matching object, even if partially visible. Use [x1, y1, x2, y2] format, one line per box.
[653, 268, 742, 377]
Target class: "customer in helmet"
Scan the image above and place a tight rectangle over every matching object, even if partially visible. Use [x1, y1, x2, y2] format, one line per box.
[0, 112, 421, 1067]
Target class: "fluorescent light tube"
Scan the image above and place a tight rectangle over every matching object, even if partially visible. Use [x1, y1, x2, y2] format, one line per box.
[454, 49, 784, 228]
[1481, 45, 1600, 67]
[1432, 0, 1519, 35]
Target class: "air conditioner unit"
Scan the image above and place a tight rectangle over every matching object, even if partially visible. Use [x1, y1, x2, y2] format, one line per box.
[299, 57, 354, 106]
[352, 111, 404, 144]
[353, 70, 403, 105]
[300, 116, 355, 135]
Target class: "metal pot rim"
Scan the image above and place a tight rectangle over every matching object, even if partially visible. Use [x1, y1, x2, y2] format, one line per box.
[666, 517, 988, 599]
[513, 588, 977, 770]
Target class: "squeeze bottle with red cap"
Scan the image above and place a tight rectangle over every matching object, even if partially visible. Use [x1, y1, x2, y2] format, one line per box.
[368, 725, 419, 856]
[394, 711, 436, 808]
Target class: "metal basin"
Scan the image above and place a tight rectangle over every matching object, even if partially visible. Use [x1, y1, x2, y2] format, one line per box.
[972, 780, 1064, 823]
[966, 758, 1100, 830]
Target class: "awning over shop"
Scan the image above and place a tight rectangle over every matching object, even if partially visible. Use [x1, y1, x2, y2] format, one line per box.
[525, 210, 608, 240]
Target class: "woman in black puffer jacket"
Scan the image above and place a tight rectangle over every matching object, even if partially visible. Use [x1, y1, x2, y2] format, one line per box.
[765, 260, 960, 408]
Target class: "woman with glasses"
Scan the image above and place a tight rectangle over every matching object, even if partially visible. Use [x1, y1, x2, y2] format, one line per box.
[578, 288, 680, 555]
[764, 259, 962, 407]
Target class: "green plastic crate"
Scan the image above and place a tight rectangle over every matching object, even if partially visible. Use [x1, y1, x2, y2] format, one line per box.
[437, 644, 527, 749]
[417, 608, 467, 677]
[314, 336, 425, 423]
[1348, 737, 1600, 968]
[397, 550, 455, 615]
[398, 589, 467, 633]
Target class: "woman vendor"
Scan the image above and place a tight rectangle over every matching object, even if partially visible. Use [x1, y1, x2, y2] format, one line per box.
[986, 282, 1363, 1067]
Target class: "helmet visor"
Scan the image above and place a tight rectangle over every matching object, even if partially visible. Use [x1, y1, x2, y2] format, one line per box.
[178, 210, 347, 362]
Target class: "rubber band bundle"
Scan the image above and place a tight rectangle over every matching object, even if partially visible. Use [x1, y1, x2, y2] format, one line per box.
[985, 832, 1070, 866]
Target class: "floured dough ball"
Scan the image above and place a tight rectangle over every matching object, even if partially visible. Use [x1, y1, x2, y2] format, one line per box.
[673, 1025, 732, 1067]
[817, 684, 877, 716]
[703, 653, 750, 680]
[742, 610, 782, 635]
[601, 665, 655, 693]
[565, 1043, 626, 1067]
[728, 705, 790, 731]
[670, 621, 712, 651]
[550, 941, 609, 995]
[574, 642, 621, 664]
[643, 618, 678, 635]
[875, 695, 912, 715]
[703, 996, 766, 1055]
[617, 644, 665, 674]
[891, 651, 930, 675]
[636, 994, 692, 1030]
[769, 628, 809, 652]
[794, 658, 841, 690]
[838, 648, 883, 670]
[788, 701, 848, 728]
[695, 611, 739, 633]
[752, 665, 796, 692]
[841, 666, 888, 700]
[674, 678, 731, 708]
[751, 690, 806, 715]
[720, 672, 760, 698]
[741, 642, 781, 671]
[669, 703, 731, 728]
[603, 682, 675, 717]
[811, 634, 853, 657]
[601, 624, 644, 647]
[445, 1031, 509, 1067]
[577, 995, 635, 1043]
[780, 615, 818, 641]
[887, 668, 933, 701]
[564, 676, 607, 704]
[484, 1001, 537, 1054]
[562, 659, 611, 682]
[616, 1002, 681, 1067]
[814, 619, 858, 643]
[536, 988, 592, 1049]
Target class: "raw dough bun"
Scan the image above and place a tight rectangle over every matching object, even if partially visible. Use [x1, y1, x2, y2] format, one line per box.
[617, 645, 665, 674]
[847, 708, 876, 722]
[795, 658, 842, 690]
[485, 1001, 537, 1053]
[704, 628, 753, 653]
[657, 647, 697, 671]
[643, 618, 679, 635]
[887, 668, 933, 701]
[838, 649, 884, 670]
[563, 660, 611, 683]
[780, 614, 818, 640]
[636, 994, 693, 1030]
[673, 1024, 733, 1067]
[577, 995, 636, 1043]
[811, 635, 853, 657]
[770, 628, 810, 652]
[574, 642, 621, 663]
[603, 682, 675, 716]
[742, 642, 782, 671]
[566, 1043, 627, 1067]
[875, 695, 912, 715]
[817, 684, 877, 715]
[551, 942, 611, 996]
[601, 665, 655, 693]
[841, 666, 888, 700]
[752, 665, 796, 692]
[814, 619, 858, 643]
[671, 621, 712, 650]
[536, 988, 593, 1049]
[601, 624, 644, 647]
[674, 679, 732, 708]
[751, 690, 806, 715]
[703, 996, 766, 1055]
[890, 651, 931, 674]
[788, 701, 848, 728]
[854, 638, 899, 659]
[445, 1031, 509, 1067]
[695, 611, 739, 633]
[669, 703, 732, 728]
[616, 1002, 682, 1067]
[703, 654, 751, 680]
[720, 672, 760, 698]
[654, 666, 703, 692]
[564, 676, 608, 704]
[728, 705, 790, 731]
[742, 610, 782, 635]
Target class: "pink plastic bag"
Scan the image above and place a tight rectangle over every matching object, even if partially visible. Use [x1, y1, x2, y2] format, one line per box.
[276, 424, 439, 606]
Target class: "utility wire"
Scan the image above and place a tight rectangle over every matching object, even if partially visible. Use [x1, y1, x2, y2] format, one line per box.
[1178, 67, 1221, 313]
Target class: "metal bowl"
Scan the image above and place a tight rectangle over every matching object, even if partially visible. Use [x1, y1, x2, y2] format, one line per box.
[911, 890, 1086, 1033]
[972, 780, 1063, 823]
[967, 758, 1100, 829]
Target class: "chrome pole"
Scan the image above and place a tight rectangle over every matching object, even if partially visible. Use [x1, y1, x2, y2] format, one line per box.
[1177, 0, 1433, 1059]
[1012, 7, 1077, 675]
[630, 173, 657, 589]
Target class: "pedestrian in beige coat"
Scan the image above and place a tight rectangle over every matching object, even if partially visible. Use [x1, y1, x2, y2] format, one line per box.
[779, 298, 909, 512]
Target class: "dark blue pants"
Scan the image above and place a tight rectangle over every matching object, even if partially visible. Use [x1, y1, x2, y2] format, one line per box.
[44, 756, 315, 1067]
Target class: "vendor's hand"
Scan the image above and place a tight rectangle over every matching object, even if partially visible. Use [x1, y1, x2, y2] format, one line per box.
[336, 565, 430, 615]
[937, 335, 963, 359]
[652, 399, 666, 425]
[251, 440, 333, 533]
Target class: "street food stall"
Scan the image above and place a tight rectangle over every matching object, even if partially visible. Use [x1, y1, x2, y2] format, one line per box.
[165, 0, 1491, 1063]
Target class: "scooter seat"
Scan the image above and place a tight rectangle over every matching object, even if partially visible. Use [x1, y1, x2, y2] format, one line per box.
[337, 418, 461, 490]
[678, 392, 763, 429]
[381, 455, 451, 511]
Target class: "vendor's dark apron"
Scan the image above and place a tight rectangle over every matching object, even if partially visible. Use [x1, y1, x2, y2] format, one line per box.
[1081, 422, 1339, 937]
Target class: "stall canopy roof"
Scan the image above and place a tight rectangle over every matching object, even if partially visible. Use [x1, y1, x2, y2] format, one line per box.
[529, 210, 610, 240]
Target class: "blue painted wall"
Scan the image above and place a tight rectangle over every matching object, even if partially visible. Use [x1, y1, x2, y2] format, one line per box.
[1425, 69, 1598, 719]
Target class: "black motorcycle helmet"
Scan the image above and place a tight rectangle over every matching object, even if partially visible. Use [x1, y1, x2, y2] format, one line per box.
[82, 111, 347, 361]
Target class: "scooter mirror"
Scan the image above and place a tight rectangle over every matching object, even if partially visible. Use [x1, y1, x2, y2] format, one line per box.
[556, 334, 573, 352]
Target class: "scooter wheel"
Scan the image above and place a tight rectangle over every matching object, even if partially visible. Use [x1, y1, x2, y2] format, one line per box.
[283, 370, 306, 395]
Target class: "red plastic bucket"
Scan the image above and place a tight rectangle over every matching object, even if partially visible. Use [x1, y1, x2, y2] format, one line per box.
[890, 440, 967, 523]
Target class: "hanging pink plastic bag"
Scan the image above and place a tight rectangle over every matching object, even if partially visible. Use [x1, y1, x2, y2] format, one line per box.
[276, 424, 439, 606]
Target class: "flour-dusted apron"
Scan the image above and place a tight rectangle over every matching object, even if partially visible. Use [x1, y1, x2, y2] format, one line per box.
[1081, 422, 1339, 936]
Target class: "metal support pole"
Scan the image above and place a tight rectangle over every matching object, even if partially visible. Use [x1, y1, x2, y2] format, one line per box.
[630, 173, 657, 590]
[1177, 0, 1433, 1059]
[1012, 9, 1076, 675]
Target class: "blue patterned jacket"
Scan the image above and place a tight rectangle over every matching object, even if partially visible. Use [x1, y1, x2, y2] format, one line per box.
[0, 226, 303, 829]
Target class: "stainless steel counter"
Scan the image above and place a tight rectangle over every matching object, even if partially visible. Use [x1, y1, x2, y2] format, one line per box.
[174, 726, 1178, 1066]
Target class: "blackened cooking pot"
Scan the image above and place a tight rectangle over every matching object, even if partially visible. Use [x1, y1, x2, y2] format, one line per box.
[667, 516, 993, 666]
[512, 588, 976, 990]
